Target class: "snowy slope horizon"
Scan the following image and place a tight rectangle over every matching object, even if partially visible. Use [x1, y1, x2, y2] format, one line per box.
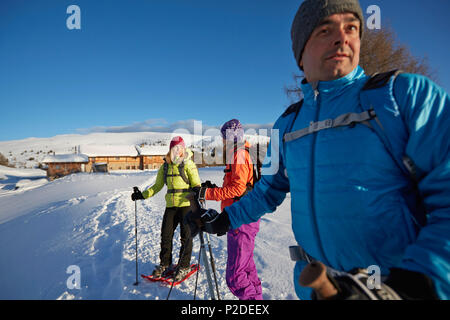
[0, 131, 270, 169]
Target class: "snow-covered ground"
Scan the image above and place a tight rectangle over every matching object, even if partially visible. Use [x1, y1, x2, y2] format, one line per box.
[0, 165, 297, 300]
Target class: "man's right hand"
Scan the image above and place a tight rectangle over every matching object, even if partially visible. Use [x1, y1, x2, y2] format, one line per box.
[200, 209, 231, 236]
[184, 192, 231, 237]
[185, 208, 231, 237]
[299, 261, 439, 300]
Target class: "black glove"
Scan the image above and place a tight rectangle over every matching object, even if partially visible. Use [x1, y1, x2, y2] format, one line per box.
[384, 268, 439, 300]
[191, 186, 207, 202]
[191, 186, 201, 199]
[184, 196, 231, 237]
[200, 208, 231, 236]
[300, 261, 439, 300]
[184, 190, 207, 238]
[201, 180, 218, 188]
[131, 187, 145, 201]
[184, 209, 205, 238]
[318, 268, 403, 300]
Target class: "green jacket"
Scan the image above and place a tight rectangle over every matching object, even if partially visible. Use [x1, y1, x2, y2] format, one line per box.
[142, 148, 201, 208]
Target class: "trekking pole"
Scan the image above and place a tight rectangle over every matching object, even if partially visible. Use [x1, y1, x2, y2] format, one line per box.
[132, 187, 140, 286]
[299, 261, 338, 299]
[199, 200, 221, 300]
[199, 231, 216, 300]
[193, 239, 203, 300]
[205, 232, 221, 300]
[185, 192, 216, 300]
[166, 230, 192, 300]
[166, 266, 176, 300]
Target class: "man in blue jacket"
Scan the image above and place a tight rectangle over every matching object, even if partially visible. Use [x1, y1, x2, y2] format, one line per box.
[189, 0, 450, 300]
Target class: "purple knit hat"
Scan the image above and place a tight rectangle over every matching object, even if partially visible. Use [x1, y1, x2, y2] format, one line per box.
[220, 119, 244, 142]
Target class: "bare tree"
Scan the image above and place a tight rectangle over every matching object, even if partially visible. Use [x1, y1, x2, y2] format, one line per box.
[0, 153, 9, 167]
[285, 26, 437, 102]
[359, 26, 436, 79]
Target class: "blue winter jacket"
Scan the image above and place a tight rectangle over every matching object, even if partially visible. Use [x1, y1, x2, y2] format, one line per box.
[225, 66, 450, 299]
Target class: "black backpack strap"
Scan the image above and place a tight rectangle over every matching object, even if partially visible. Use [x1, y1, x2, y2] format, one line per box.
[225, 143, 258, 201]
[255, 142, 262, 182]
[163, 159, 190, 186]
[361, 70, 419, 182]
[227, 144, 252, 175]
[282, 99, 304, 142]
[360, 70, 427, 227]
[163, 160, 168, 185]
[282, 100, 304, 117]
[178, 161, 190, 185]
[167, 188, 190, 194]
[362, 70, 402, 91]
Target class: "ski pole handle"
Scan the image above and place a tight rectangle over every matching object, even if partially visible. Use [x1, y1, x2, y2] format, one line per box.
[299, 261, 338, 300]
[133, 186, 139, 193]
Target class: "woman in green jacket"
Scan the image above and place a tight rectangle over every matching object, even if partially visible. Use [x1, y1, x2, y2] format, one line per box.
[133, 136, 201, 281]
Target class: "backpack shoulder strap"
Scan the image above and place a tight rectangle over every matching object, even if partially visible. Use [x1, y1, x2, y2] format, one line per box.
[360, 70, 415, 179]
[242, 145, 261, 183]
[163, 156, 190, 186]
[360, 70, 427, 227]
[227, 143, 259, 185]
[282, 100, 304, 118]
[178, 161, 190, 185]
[163, 160, 168, 185]
[362, 70, 403, 91]
[282, 100, 304, 138]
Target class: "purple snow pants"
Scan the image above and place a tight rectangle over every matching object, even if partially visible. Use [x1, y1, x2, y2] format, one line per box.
[226, 220, 263, 300]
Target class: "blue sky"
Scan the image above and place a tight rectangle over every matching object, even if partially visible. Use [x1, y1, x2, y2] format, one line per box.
[1, 0, 449, 141]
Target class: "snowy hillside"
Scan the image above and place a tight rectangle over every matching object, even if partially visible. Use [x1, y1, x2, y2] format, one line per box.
[0, 132, 200, 169]
[0, 165, 297, 300]
[0, 131, 270, 169]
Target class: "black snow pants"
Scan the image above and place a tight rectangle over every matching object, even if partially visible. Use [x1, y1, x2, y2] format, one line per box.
[159, 206, 193, 268]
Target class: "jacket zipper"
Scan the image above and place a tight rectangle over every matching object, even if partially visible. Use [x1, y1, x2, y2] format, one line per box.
[310, 88, 330, 266]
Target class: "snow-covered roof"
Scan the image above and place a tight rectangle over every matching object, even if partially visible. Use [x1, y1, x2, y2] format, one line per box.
[79, 145, 139, 157]
[42, 154, 89, 163]
[135, 145, 168, 156]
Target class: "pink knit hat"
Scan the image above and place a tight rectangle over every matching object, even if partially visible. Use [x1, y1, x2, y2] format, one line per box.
[169, 136, 185, 149]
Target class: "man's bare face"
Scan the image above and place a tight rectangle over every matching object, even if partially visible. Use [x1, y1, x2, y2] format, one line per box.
[300, 13, 361, 83]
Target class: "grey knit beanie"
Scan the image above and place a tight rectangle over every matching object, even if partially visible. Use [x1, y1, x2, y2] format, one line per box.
[291, 0, 364, 69]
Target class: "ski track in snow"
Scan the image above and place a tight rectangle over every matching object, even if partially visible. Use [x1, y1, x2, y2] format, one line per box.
[0, 168, 298, 300]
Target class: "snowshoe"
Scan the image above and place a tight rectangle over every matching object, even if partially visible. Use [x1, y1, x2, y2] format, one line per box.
[174, 266, 191, 282]
[151, 264, 170, 278]
[141, 264, 199, 286]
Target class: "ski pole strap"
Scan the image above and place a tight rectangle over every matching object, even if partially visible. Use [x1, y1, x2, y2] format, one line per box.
[283, 110, 376, 143]
[167, 188, 190, 194]
[199, 187, 207, 202]
[289, 245, 316, 264]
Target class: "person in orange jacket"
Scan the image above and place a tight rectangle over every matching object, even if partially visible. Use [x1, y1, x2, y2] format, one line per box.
[199, 119, 263, 300]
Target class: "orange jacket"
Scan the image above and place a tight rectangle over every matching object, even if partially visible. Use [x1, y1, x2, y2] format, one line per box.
[205, 141, 253, 211]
